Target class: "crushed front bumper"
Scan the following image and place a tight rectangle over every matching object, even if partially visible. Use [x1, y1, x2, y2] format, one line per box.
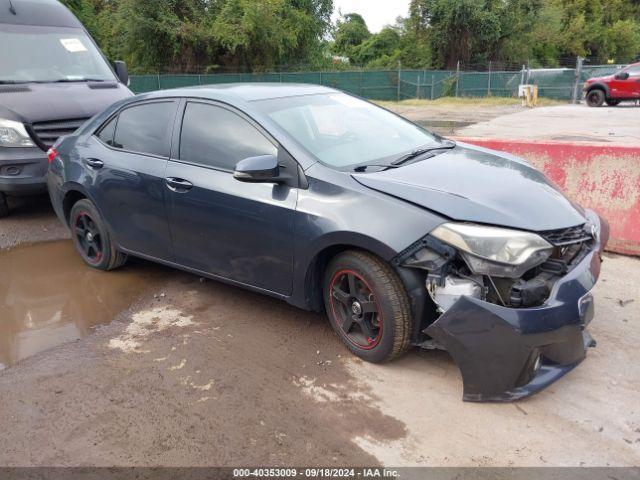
[425, 211, 609, 402]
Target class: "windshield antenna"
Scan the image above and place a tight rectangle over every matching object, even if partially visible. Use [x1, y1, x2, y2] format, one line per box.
[8, 0, 16, 14]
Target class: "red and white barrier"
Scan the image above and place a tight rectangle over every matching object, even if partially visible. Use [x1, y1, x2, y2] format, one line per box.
[455, 138, 640, 256]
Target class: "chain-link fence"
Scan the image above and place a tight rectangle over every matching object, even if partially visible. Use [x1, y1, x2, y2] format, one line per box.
[129, 58, 628, 102]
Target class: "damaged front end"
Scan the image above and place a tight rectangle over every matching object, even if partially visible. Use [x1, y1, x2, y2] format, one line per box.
[394, 210, 609, 402]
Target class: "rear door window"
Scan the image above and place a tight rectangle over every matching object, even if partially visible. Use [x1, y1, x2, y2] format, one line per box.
[113, 101, 176, 157]
[179, 102, 277, 171]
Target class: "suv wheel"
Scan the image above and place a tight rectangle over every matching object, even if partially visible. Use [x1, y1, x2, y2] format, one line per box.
[605, 99, 621, 107]
[0, 193, 8, 218]
[586, 89, 605, 107]
[70, 199, 127, 270]
[323, 250, 413, 363]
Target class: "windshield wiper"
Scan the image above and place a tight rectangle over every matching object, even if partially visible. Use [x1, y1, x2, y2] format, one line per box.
[353, 164, 402, 173]
[391, 140, 457, 167]
[48, 78, 107, 83]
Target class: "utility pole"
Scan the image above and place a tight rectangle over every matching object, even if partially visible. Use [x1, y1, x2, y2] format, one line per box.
[572, 56, 584, 104]
[487, 61, 492, 96]
[455, 61, 460, 97]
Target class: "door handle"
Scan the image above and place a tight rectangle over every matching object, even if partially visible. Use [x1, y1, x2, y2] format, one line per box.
[84, 158, 104, 169]
[165, 177, 193, 193]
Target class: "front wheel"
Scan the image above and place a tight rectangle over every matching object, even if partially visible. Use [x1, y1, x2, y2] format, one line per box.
[586, 89, 605, 107]
[323, 250, 413, 363]
[70, 199, 127, 271]
[0, 192, 8, 218]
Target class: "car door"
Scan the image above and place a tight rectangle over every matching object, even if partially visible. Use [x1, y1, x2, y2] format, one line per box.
[626, 65, 640, 98]
[164, 100, 297, 295]
[84, 100, 178, 260]
[611, 65, 640, 98]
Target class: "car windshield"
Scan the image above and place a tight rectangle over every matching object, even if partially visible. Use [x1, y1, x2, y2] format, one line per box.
[254, 93, 441, 168]
[0, 24, 116, 83]
[622, 63, 640, 75]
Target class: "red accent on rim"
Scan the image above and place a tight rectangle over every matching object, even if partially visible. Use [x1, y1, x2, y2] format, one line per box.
[328, 268, 383, 350]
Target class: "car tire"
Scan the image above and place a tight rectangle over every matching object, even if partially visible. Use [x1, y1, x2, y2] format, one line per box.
[0, 192, 8, 218]
[69, 199, 127, 271]
[605, 99, 621, 107]
[586, 89, 605, 107]
[323, 250, 413, 363]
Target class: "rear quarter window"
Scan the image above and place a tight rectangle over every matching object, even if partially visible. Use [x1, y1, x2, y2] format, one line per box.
[96, 116, 116, 145]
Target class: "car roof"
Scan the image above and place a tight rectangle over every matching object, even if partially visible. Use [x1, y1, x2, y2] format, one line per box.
[0, 0, 82, 27]
[137, 83, 340, 104]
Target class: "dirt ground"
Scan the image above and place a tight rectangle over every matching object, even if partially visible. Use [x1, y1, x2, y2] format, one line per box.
[381, 99, 522, 136]
[1, 101, 639, 468]
[0, 194, 69, 250]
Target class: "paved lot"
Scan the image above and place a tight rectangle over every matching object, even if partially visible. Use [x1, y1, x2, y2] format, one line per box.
[457, 104, 640, 144]
[1, 102, 639, 467]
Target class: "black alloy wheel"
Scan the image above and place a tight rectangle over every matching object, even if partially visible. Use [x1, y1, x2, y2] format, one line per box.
[74, 211, 104, 265]
[69, 199, 127, 270]
[329, 269, 383, 350]
[324, 250, 413, 363]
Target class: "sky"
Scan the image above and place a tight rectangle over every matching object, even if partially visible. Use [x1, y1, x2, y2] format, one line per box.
[332, 0, 412, 33]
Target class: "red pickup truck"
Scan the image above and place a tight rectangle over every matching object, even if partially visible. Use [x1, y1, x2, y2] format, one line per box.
[584, 62, 640, 107]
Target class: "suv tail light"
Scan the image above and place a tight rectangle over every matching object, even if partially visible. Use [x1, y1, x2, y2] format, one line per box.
[47, 147, 59, 164]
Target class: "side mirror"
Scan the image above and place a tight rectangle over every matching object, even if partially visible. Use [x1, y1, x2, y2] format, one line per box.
[234, 155, 281, 183]
[615, 71, 630, 80]
[114, 60, 129, 85]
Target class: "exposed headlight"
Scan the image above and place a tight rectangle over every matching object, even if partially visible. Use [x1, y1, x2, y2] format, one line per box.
[0, 118, 35, 147]
[431, 223, 553, 278]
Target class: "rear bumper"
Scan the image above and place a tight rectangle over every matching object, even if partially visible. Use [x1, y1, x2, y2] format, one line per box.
[425, 211, 609, 402]
[0, 148, 48, 196]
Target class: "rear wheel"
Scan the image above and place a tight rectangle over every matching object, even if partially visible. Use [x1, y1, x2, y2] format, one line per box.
[323, 250, 413, 363]
[0, 192, 8, 218]
[70, 199, 127, 271]
[586, 89, 605, 107]
[605, 99, 621, 106]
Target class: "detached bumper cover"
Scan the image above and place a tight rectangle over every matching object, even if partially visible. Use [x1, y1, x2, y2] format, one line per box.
[425, 211, 609, 402]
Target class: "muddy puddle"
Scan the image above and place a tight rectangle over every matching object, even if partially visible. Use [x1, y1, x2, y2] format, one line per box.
[0, 241, 168, 369]
[416, 119, 474, 135]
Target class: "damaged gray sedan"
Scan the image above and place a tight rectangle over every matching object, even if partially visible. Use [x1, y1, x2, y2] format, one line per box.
[47, 84, 609, 402]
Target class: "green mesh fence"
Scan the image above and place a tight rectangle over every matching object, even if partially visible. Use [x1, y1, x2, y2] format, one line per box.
[129, 65, 618, 101]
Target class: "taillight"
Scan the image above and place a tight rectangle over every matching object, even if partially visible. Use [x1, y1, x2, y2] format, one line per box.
[47, 147, 58, 164]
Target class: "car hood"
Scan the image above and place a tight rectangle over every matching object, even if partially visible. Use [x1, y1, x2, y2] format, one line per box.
[587, 74, 614, 83]
[352, 143, 586, 232]
[0, 82, 132, 123]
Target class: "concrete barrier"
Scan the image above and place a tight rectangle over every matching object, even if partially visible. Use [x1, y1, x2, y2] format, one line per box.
[454, 138, 640, 256]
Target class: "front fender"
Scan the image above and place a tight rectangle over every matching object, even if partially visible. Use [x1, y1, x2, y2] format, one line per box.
[586, 82, 611, 97]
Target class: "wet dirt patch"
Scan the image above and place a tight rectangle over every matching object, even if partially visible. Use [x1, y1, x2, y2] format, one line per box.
[0, 240, 168, 369]
[0, 271, 407, 466]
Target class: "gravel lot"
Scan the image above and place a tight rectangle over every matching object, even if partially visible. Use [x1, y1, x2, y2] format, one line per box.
[1, 102, 638, 467]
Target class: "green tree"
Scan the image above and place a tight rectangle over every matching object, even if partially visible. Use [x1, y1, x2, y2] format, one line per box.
[331, 13, 371, 61]
[353, 26, 401, 66]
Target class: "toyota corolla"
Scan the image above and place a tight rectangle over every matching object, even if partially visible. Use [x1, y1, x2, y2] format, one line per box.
[47, 84, 609, 401]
